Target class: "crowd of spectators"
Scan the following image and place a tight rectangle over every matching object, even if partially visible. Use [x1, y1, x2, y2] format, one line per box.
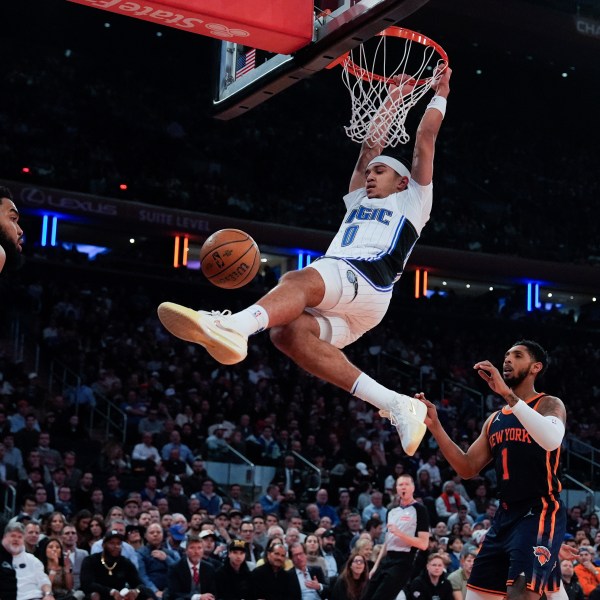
[1, 258, 600, 598]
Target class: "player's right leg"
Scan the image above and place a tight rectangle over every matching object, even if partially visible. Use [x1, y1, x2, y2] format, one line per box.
[157, 267, 326, 365]
[270, 313, 426, 456]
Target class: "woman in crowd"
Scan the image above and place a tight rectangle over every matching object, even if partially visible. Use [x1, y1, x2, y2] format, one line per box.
[86, 516, 105, 550]
[45, 511, 68, 540]
[331, 551, 369, 600]
[105, 505, 125, 522]
[353, 537, 375, 572]
[73, 509, 92, 550]
[42, 538, 74, 600]
[305, 533, 329, 580]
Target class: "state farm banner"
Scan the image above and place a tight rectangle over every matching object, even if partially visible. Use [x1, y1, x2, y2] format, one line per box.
[67, 0, 314, 54]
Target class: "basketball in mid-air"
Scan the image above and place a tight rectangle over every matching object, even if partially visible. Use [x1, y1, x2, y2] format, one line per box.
[200, 229, 261, 289]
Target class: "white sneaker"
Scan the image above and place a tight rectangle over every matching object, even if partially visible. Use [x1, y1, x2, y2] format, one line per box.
[380, 394, 427, 456]
[157, 302, 248, 365]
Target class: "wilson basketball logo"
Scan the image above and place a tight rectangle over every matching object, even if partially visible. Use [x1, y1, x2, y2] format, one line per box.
[532, 546, 551, 566]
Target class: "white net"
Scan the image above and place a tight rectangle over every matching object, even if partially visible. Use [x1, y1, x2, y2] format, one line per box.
[341, 28, 447, 147]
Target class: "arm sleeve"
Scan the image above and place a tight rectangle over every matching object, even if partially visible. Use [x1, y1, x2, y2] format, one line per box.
[511, 400, 565, 451]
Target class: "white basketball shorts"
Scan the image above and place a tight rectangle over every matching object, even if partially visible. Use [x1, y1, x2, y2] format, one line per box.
[305, 257, 392, 349]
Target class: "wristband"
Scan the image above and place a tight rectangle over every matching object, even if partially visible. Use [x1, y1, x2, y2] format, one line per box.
[427, 95, 447, 117]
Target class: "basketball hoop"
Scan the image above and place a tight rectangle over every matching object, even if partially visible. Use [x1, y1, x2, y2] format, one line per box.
[329, 27, 449, 147]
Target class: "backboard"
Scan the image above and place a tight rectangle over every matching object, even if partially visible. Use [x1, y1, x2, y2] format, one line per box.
[213, 0, 432, 120]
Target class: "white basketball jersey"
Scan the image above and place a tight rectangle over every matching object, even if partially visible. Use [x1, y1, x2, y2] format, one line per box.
[324, 180, 432, 288]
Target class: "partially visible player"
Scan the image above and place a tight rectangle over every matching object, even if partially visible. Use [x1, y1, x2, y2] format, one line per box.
[0, 187, 24, 274]
[418, 340, 567, 600]
[158, 68, 452, 456]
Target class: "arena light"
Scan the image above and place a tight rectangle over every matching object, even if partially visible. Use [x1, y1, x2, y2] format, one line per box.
[414, 269, 428, 299]
[527, 282, 541, 312]
[51, 217, 57, 246]
[182, 237, 189, 266]
[41, 215, 48, 247]
[119, 183, 128, 191]
[21, 167, 30, 174]
[173, 236, 180, 268]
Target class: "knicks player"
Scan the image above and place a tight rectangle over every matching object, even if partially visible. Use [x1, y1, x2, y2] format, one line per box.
[418, 340, 568, 600]
[158, 67, 452, 456]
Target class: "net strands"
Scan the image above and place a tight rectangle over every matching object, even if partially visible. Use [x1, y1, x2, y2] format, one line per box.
[341, 34, 445, 147]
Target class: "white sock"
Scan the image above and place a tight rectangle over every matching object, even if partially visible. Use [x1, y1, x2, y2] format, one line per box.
[351, 373, 399, 412]
[230, 305, 269, 337]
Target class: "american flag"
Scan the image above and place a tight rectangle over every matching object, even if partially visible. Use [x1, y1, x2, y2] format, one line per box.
[235, 48, 256, 78]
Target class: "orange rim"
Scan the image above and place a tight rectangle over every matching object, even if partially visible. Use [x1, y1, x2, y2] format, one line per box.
[328, 26, 449, 85]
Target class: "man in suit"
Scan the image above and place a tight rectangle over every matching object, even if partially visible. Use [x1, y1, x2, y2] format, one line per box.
[251, 542, 300, 600]
[166, 533, 217, 600]
[289, 542, 329, 599]
[60, 523, 89, 592]
[273, 455, 304, 497]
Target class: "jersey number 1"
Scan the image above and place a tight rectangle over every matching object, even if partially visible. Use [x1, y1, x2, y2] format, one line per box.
[501, 447, 510, 480]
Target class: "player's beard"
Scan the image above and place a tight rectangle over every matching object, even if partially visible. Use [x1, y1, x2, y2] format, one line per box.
[503, 368, 528, 389]
[0, 226, 24, 271]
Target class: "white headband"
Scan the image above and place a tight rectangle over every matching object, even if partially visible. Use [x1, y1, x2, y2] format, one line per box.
[367, 155, 411, 179]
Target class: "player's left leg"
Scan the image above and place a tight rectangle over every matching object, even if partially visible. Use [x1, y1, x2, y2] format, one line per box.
[270, 312, 426, 455]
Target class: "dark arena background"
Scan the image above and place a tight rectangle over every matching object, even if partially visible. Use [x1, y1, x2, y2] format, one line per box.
[0, 0, 599, 594]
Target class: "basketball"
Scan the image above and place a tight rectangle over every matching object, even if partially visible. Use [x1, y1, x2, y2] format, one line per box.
[200, 229, 261, 289]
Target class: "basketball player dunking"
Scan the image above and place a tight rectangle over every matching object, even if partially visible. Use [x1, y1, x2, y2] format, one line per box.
[418, 340, 569, 600]
[158, 68, 452, 456]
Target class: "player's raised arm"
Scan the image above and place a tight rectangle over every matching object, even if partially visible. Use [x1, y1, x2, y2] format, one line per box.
[410, 66, 451, 186]
[349, 75, 417, 193]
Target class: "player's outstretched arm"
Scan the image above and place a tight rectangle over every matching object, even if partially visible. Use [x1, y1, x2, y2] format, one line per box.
[349, 75, 417, 192]
[416, 392, 492, 479]
[410, 66, 451, 186]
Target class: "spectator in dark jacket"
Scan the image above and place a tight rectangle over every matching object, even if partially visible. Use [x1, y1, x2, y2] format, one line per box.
[215, 539, 254, 600]
[407, 553, 454, 600]
[562, 558, 585, 600]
